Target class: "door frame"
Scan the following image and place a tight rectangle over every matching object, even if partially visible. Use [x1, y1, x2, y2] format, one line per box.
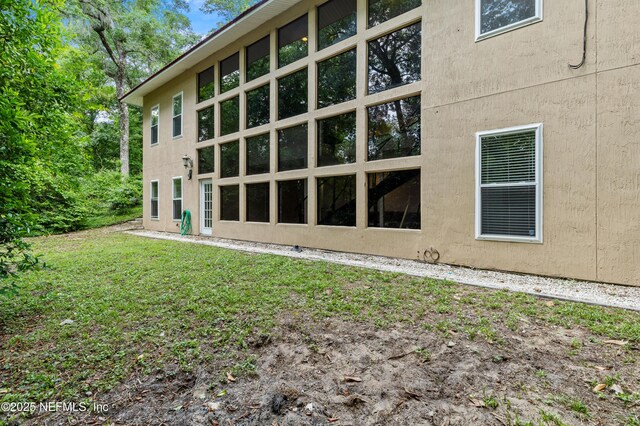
[200, 179, 213, 236]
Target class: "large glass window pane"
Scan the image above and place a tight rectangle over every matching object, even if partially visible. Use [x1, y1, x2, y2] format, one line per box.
[368, 22, 421, 94]
[317, 49, 356, 109]
[278, 179, 307, 224]
[278, 124, 308, 172]
[480, 0, 537, 36]
[317, 112, 356, 167]
[368, 169, 420, 229]
[198, 146, 215, 175]
[150, 181, 159, 219]
[172, 93, 183, 137]
[318, 0, 357, 50]
[246, 36, 270, 82]
[317, 175, 356, 226]
[368, 0, 421, 28]
[246, 133, 270, 175]
[172, 178, 182, 220]
[278, 68, 308, 120]
[198, 66, 215, 102]
[150, 106, 159, 145]
[220, 185, 240, 221]
[367, 96, 420, 161]
[220, 53, 240, 93]
[198, 105, 215, 142]
[278, 15, 308, 68]
[246, 182, 270, 223]
[246, 84, 270, 128]
[220, 140, 240, 178]
[220, 96, 240, 136]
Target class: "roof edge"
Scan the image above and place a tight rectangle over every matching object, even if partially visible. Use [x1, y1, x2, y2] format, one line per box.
[120, 0, 271, 106]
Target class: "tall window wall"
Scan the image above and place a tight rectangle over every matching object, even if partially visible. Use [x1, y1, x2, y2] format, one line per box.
[191, 0, 423, 229]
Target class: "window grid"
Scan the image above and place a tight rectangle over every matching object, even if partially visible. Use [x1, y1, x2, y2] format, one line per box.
[172, 92, 183, 138]
[475, 124, 543, 243]
[185, 3, 424, 230]
[172, 177, 183, 221]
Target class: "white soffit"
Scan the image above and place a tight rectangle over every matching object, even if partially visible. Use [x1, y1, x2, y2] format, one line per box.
[121, 0, 302, 106]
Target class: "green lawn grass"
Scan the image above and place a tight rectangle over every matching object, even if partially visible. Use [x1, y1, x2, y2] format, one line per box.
[1, 229, 639, 404]
[81, 205, 142, 230]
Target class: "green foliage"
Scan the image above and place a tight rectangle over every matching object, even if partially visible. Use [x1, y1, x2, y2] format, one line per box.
[200, 0, 258, 24]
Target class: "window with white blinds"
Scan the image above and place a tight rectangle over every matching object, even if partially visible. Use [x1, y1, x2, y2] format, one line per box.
[476, 124, 542, 242]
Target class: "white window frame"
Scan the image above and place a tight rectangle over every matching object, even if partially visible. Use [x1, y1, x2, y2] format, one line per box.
[475, 0, 543, 41]
[475, 123, 543, 243]
[172, 92, 183, 138]
[150, 105, 160, 146]
[150, 180, 160, 220]
[172, 176, 183, 221]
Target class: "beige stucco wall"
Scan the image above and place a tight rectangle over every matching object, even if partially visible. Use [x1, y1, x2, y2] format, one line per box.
[141, 0, 640, 286]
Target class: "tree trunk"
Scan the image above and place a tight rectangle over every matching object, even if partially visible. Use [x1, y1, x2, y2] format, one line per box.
[115, 68, 129, 176]
[119, 100, 129, 176]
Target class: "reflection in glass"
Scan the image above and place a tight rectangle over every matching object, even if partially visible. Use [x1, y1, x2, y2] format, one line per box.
[198, 66, 215, 102]
[220, 96, 240, 136]
[278, 15, 308, 68]
[246, 182, 270, 223]
[220, 185, 240, 221]
[278, 179, 307, 224]
[480, 0, 536, 35]
[317, 49, 356, 109]
[368, 0, 421, 28]
[318, 0, 357, 50]
[278, 124, 308, 172]
[317, 175, 356, 226]
[246, 36, 270, 82]
[367, 96, 420, 161]
[197, 146, 215, 174]
[246, 133, 270, 175]
[368, 22, 421, 94]
[317, 112, 356, 167]
[220, 140, 240, 178]
[246, 84, 270, 128]
[198, 105, 215, 142]
[172, 93, 182, 137]
[220, 53, 240, 93]
[368, 169, 420, 229]
[278, 68, 307, 120]
[151, 106, 159, 145]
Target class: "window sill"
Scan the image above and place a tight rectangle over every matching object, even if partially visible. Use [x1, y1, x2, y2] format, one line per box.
[476, 235, 543, 244]
[475, 16, 543, 42]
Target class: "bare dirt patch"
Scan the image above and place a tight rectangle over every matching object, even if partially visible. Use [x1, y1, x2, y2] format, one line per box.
[30, 316, 639, 426]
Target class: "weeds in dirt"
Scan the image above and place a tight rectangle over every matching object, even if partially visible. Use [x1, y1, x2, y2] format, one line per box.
[539, 409, 567, 426]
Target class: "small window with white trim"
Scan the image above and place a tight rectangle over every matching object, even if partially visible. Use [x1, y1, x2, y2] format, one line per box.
[150, 180, 159, 219]
[172, 92, 183, 138]
[476, 0, 542, 40]
[172, 177, 183, 221]
[476, 124, 542, 242]
[150, 105, 159, 145]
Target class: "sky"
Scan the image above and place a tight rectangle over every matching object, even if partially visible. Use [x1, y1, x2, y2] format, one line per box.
[185, 0, 226, 35]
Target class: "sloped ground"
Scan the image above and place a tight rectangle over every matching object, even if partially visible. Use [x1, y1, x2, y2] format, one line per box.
[1, 226, 638, 426]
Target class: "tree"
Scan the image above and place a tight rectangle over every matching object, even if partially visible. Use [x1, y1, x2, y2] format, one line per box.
[67, 0, 198, 176]
[0, 0, 86, 289]
[201, 0, 259, 24]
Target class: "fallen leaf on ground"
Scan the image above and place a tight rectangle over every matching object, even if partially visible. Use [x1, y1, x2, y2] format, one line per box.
[469, 397, 485, 408]
[216, 389, 227, 397]
[593, 383, 606, 392]
[610, 384, 624, 394]
[404, 387, 422, 399]
[226, 372, 236, 383]
[603, 340, 628, 346]
[328, 419, 339, 423]
[343, 376, 362, 382]
[545, 301, 555, 307]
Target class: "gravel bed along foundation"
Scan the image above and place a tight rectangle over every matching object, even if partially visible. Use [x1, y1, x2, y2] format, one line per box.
[126, 230, 640, 312]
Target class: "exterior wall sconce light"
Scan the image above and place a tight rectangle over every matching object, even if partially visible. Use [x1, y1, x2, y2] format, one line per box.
[182, 154, 193, 180]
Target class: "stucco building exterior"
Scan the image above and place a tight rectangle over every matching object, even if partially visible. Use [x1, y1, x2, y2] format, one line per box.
[122, 0, 640, 287]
